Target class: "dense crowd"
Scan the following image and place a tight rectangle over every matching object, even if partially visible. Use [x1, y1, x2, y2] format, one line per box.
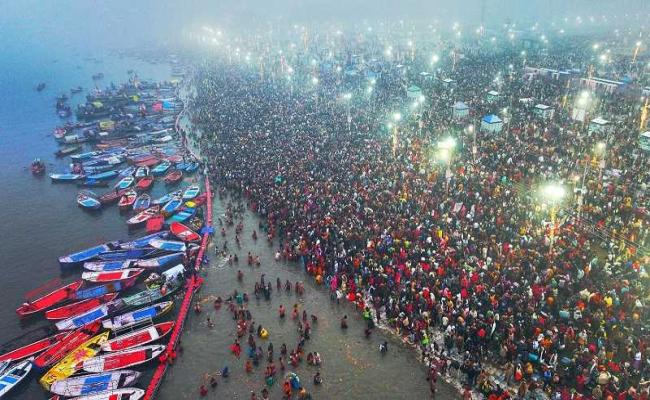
[187, 31, 649, 399]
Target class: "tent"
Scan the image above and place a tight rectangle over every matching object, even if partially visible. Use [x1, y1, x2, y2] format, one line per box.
[407, 85, 422, 99]
[480, 114, 503, 133]
[534, 104, 554, 120]
[589, 117, 611, 134]
[452, 101, 470, 119]
[440, 78, 456, 88]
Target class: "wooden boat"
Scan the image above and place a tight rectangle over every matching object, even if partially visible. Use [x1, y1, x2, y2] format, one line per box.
[114, 176, 134, 190]
[77, 191, 102, 210]
[50, 173, 84, 182]
[134, 166, 149, 178]
[39, 331, 110, 389]
[45, 293, 119, 320]
[55, 145, 82, 158]
[167, 207, 195, 223]
[83, 260, 134, 272]
[71, 151, 101, 162]
[117, 190, 137, 210]
[126, 206, 160, 226]
[149, 238, 186, 252]
[160, 196, 182, 216]
[151, 161, 171, 176]
[182, 185, 200, 200]
[121, 284, 178, 308]
[101, 322, 174, 352]
[82, 269, 143, 284]
[134, 176, 153, 192]
[132, 194, 151, 212]
[98, 248, 156, 262]
[163, 170, 182, 184]
[184, 162, 199, 173]
[55, 300, 124, 331]
[16, 280, 83, 317]
[77, 179, 109, 188]
[0, 333, 67, 362]
[152, 190, 181, 205]
[59, 242, 120, 268]
[118, 166, 136, 177]
[31, 159, 46, 175]
[134, 252, 184, 269]
[189, 192, 208, 206]
[86, 171, 118, 181]
[73, 279, 136, 300]
[102, 301, 174, 330]
[64, 387, 145, 400]
[33, 322, 102, 369]
[98, 189, 127, 205]
[170, 222, 201, 242]
[145, 215, 164, 233]
[81, 345, 165, 373]
[49, 370, 140, 397]
[119, 232, 168, 250]
[0, 358, 33, 397]
[134, 157, 158, 168]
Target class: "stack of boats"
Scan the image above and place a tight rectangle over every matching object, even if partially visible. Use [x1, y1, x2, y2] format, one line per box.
[0, 226, 204, 399]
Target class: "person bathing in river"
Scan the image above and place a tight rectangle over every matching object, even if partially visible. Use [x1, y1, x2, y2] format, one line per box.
[340, 315, 348, 329]
[291, 304, 299, 319]
[278, 304, 286, 318]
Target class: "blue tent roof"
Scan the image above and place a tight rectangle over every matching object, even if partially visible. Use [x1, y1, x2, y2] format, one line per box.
[483, 114, 502, 124]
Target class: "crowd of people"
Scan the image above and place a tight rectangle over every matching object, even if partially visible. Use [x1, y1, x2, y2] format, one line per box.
[186, 28, 649, 399]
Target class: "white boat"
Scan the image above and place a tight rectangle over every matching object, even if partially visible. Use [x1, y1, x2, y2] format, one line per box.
[102, 301, 173, 330]
[0, 357, 33, 397]
[182, 185, 200, 200]
[49, 370, 141, 396]
[65, 387, 145, 400]
[81, 345, 165, 372]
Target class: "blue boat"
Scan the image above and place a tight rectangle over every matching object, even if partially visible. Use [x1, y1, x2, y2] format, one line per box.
[161, 196, 182, 216]
[134, 252, 184, 269]
[114, 176, 134, 190]
[83, 164, 114, 174]
[133, 194, 151, 212]
[59, 241, 121, 268]
[120, 232, 169, 250]
[134, 166, 150, 178]
[184, 162, 199, 173]
[182, 185, 200, 200]
[50, 173, 84, 182]
[118, 166, 136, 177]
[98, 248, 157, 261]
[83, 259, 134, 272]
[102, 301, 173, 330]
[151, 161, 171, 176]
[87, 170, 118, 181]
[152, 190, 181, 205]
[148, 238, 186, 252]
[55, 299, 124, 331]
[77, 191, 102, 210]
[74, 280, 134, 300]
[70, 151, 102, 161]
[174, 162, 189, 171]
[168, 207, 195, 223]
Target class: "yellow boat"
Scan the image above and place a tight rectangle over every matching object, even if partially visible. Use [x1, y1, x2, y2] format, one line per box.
[40, 331, 109, 389]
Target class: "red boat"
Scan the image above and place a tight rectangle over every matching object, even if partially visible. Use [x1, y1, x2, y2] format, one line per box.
[16, 280, 83, 317]
[118, 190, 137, 210]
[45, 293, 119, 320]
[33, 321, 102, 369]
[170, 222, 201, 242]
[99, 189, 127, 205]
[145, 215, 164, 233]
[81, 344, 166, 372]
[190, 193, 208, 206]
[82, 268, 143, 283]
[163, 170, 183, 185]
[134, 156, 159, 168]
[0, 332, 68, 362]
[135, 176, 154, 191]
[101, 321, 174, 352]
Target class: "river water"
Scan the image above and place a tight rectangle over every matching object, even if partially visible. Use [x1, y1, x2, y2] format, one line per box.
[0, 39, 455, 399]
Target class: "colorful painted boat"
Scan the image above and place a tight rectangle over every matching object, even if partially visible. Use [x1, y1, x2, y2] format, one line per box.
[45, 294, 119, 320]
[98, 189, 127, 205]
[55, 300, 125, 331]
[134, 252, 184, 269]
[40, 332, 110, 389]
[167, 207, 195, 223]
[152, 190, 181, 205]
[145, 215, 164, 233]
[184, 162, 199, 173]
[134, 166, 149, 178]
[77, 191, 102, 210]
[101, 322, 174, 352]
[150, 161, 171, 176]
[33, 322, 102, 369]
[132, 194, 151, 212]
[160, 196, 182, 216]
[98, 248, 156, 262]
[118, 166, 136, 177]
[117, 189, 137, 209]
[81, 345, 165, 373]
[50, 173, 84, 182]
[119, 232, 168, 250]
[59, 242, 120, 268]
[86, 171, 118, 181]
[126, 206, 160, 226]
[73, 279, 135, 300]
[0, 358, 33, 397]
[83, 260, 134, 272]
[49, 370, 140, 397]
[0, 333, 67, 362]
[71, 151, 101, 161]
[134, 176, 154, 192]
[169, 222, 201, 242]
[182, 185, 200, 200]
[82, 269, 143, 284]
[65, 387, 145, 400]
[102, 301, 174, 330]
[16, 280, 84, 317]
[163, 170, 182, 184]
[149, 238, 186, 252]
[114, 176, 134, 190]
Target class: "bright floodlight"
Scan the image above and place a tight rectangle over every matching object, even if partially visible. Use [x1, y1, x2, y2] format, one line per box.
[541, 183, 566, 203]
[311, 77, 319, 85]
[343, 93, 352, 101]
[595, 142, 606, 153]
[438, 137, 456, 150]
[393, 112, 402, 122]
